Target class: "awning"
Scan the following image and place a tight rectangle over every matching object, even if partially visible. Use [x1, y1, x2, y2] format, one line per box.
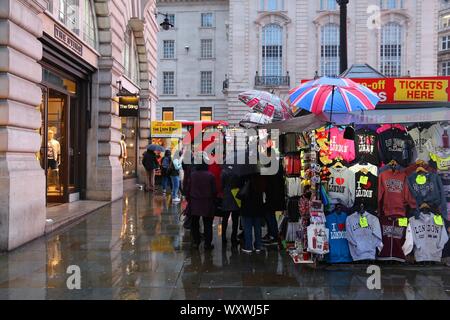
[259, 107, 450, 133]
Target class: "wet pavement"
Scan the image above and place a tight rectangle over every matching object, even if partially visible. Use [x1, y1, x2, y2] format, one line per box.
[0, 190, 450, 300]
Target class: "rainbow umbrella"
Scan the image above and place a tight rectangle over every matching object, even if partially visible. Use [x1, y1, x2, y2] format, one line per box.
[289, 77, 380, 116]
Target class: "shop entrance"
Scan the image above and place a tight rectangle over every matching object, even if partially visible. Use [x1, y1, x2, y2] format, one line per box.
[39, 69, 86, 204]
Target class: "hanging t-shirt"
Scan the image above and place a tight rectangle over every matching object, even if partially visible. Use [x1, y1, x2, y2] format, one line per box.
[430, 151, 450, 220]
[378, 169, 416, 217]
[353, 171, 378, 212]
[428, 123, 450, 151]
[408, 127, 432, 162]
[325, 212, 352, 263]
[354, 129, 379, 165]
[326, 127, 356, 163]
[328, 167, 355, 208]
[378, 215, 407, 262]
[430, 152, 450, 171]
[349, 163, 378, 177]
[378, 128, 415, 167]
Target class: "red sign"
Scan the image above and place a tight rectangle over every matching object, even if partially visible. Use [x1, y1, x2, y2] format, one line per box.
[301, 77, 450, 104]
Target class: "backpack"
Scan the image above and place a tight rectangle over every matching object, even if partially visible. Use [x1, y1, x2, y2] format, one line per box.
[142, 152, 152, 170]
[162, 156, 171, 169]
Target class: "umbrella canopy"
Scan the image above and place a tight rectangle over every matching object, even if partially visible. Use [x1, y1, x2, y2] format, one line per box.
[239, 112, 272, 129]
[147, 144, 165, 152]
[289, 77, 380, 115]
[238, 90, 293, 122]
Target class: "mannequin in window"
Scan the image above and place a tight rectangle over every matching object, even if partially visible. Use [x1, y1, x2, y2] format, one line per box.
[119, 134, 128, 167]
[47, 129, 61, 190]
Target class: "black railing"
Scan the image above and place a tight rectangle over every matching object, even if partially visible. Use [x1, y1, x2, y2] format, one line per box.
[255, 72, 290, 87]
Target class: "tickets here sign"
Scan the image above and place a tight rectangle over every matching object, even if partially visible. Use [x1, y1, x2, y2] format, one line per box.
[151, 121, 182, 138]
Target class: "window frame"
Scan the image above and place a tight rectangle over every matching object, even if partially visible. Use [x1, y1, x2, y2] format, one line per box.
[261, 23, 283, 78]
[162, 71, 175, 95]
[200, 71, 213, 95]
[379, 22, 403, 77]
[201, 13, 214, 28]
[200, 39, 214, 59]
[200, 107, 213, 121]
[163, 40, 175, 59]
[162, 107, 174, 120]
[320, 23, 340, 77]
[441, 35, 450, 51]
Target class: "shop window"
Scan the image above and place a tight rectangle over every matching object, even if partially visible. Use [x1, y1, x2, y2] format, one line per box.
[47, 0, 98, 49]
[162, 107, 174, 120]
[200, 71, 213, 94]
[262, 24, 283, 79]
[120, 117, 138, 179]
[200, 107, 213, 121]
[201, 13, 214, 27]
[163, 40, 175, 59]
[380, 22, 403, 77]
[320, 23, 340, 77]
[201, 39, 213, 59]
[441, 61, 450, 75]
[163, 71, 175, 95]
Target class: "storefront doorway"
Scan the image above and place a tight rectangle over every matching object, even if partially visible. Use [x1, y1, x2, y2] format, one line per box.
[39, 68, 87, 204]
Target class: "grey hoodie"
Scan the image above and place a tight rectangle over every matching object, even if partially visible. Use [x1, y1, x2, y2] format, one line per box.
[345, 211, 383, 261]
[402, 212, 449, 262]
[407, 172, 447, 217]
[328, 167, 355, 208]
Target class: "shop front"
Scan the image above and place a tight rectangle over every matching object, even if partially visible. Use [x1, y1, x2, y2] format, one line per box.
[38, 17, 97, 204]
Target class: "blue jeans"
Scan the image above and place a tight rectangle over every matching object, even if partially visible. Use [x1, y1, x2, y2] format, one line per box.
[170, 175, 180, 198]
[265, 209, 279, 239]
[161, 174, 170, 191]
[242, 216, 262, 251]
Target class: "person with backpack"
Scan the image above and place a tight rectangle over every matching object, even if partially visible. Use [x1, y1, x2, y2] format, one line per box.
[169, 150, 183, 203]
[142, 149, 159, 192]
[160, 150, 172, 194]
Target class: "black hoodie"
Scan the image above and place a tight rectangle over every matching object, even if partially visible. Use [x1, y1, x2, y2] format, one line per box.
[378, 128, 415, 167]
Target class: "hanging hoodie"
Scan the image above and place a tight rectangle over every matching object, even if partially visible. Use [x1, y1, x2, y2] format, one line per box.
[328, 166, 355, 208]
[349, 163, 378, 177]
[407, 126, 432, 162]
[354, 129, 379, 165]
[378, 127, 415, 167]
[326, 127, 356, 163]
[325, 212, 352, 263]
[353, 170, 378, 213]
[402, 212, 449, 262]
[407, 172, 447, 217]
[377, 215, 407, 262]
[346, 211, 383, 261]
[376, 124, 407, 134]
[378, 168, 416, 217]
[404, 162, 436, 177]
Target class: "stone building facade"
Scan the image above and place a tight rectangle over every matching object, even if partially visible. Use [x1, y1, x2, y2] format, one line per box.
[156, 0, 438, 124]
[438, 0, 450, 75]
[0, 0, 158, 251]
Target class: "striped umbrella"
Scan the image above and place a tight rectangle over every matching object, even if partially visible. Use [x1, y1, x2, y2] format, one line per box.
[289, 77, 380, 115]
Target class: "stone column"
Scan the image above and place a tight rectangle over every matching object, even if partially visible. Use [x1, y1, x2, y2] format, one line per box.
[0, 0, 47, 251]
[86, 0, 123, 201]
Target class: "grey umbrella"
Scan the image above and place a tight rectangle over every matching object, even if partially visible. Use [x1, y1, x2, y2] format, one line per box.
[147, 144, 165, 152]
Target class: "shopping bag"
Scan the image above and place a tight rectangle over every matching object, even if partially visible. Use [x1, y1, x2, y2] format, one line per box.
[231, 188, 242, 208]
[307, 224, 330, 255]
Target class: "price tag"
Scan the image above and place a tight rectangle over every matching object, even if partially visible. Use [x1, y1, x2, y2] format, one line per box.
[434, 215, 444, 226]
[416, 175, 427, 185]
[359, 216, 369, 228]
[359, 176, 369, 185]
[398, 217, 408, 227]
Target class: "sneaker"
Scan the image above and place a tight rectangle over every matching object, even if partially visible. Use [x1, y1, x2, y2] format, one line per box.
[172, 197, 181, 203]
[162, 189, 166, 194]
[241, 248, 252, 254]
[255, 248, 263, 253]
[263, 238, 279, 246]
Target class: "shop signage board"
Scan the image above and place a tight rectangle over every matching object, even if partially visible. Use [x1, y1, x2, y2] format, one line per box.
[119, 96, 139, 117]
[54, 25, 83, 56]
[300, 77, 450, 105]
[151, 121, 183, 138]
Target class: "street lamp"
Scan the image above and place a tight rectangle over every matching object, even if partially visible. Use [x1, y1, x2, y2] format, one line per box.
[337, 0, 349, 74]
[155, 12, 174, 31]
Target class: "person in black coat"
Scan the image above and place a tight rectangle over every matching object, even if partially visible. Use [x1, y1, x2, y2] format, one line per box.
[221, 165, 241, 247]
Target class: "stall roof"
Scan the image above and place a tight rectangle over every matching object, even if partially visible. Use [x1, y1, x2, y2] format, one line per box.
[259, 107, 450, 133]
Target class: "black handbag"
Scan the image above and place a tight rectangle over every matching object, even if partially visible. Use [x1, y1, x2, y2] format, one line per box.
[236, 180, 250, 200]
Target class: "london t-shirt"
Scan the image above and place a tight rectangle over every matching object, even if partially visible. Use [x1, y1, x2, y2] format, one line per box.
[328, 167, 355, 208]
[353, 171, 378, 212]
[326, 127, 356, 163]
[354, 129, 379, 165]
[408, 127, 432, 162]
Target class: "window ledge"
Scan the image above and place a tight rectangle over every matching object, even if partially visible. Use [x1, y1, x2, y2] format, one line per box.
[198, 57, 216, 61]
[199, 26, 216, 30]
[198, 93, 215, 96]
[161, 58, 178, 61]
[160, 94, 177, 96]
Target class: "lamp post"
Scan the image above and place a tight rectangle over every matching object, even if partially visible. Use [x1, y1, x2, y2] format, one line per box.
[154, 12, 174, 31]
[337, 0, 349, 74]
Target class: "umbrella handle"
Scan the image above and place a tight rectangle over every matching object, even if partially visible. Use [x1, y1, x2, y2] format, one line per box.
[327, 85, 336, 142]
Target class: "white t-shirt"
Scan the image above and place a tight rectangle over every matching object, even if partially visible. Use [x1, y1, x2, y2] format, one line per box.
[349, 163, 378, 177]
[407, 127, 432, 162]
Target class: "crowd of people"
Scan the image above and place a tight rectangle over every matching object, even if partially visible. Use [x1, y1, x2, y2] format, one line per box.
[142, 147, 285, 253]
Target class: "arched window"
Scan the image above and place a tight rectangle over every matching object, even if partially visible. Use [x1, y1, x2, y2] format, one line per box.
[320, 23, 340, 77]
[123, 31, 141, 85]
[262, 24, 283, 84]
[380, 22, 403, 77]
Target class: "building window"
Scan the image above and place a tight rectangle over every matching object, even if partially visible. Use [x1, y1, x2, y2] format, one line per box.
[162, 107, 174, 120]
[320, 0, 337, 10]
[163, 40, 175, 59]
[440, 15, 450, 30]
[320, 23, 340, 77]
[260, 0, 284, 11]
[200, 71, 213, 94]
[380, 22, 403, 77]
[262, 24, 283, 79]
[200, 107, 213, 121]
[201, 39, 213, 58]
[123, 31, 140, 84]
[380, 0, 403, 9]
[163, 72, 175, 95]
[167, 14, 175, 27]
[201, 13, 213, 27]
[48, 0, 98, 49]
[441, 35, 450, 51]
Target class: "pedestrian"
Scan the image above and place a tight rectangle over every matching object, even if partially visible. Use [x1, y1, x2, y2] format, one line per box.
[239, 173, 266, 254]
[169, 151, 182, 203]
[185, 156, 217, 250]
[142, 149, 159, 192]
[221, 165, 241, 247]
[160, 150, 172, 194]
